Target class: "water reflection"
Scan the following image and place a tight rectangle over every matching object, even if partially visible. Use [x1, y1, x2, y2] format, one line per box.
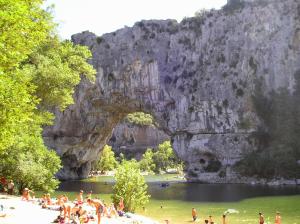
[58, 180, 300, 202]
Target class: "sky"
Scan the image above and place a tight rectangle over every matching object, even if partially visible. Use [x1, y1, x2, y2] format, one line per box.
[44, 0, 227, 40]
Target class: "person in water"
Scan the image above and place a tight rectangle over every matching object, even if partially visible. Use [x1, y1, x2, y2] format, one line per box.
[259, 212, 264, 224]
[192, 208, 197, 221]
[222, 214, 226, 224]
[209, 215, 213, 224]
[275, 211, 281, 224]
[87, 198, 105, 224]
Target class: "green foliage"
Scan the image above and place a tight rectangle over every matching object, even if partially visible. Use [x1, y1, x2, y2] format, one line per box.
[25, 36, 96, 110]
[223, 0, 245, 14]
[95, 145, 117, 172]
[237, 117, 252, 130]
[153, 141, 177, 173]
[0, 0, 53, 71]
[125, 112, 153, 126]
[236, 80, 300, 179]
[139, 148, 156, 173]
[0, 111, 61, 192]
[0, 0, 96, 192]
[138, 141, 182, 174]
[194, 9, 208, 18]
[112, 160, 150, 212]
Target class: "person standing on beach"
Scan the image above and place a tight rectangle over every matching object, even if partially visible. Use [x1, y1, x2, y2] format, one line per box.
[275, 211, 281, 224]
[7, 180, 14, 195]
[192, 208, 197, 221]
[259, 212, 264, 224]
[87, 198, 105, 224]
[77, 190, 84, 204]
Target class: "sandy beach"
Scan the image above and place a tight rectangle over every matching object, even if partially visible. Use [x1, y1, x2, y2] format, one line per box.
[0, 194, 159, 224]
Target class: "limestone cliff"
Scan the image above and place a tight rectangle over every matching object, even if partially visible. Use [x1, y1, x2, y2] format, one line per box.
[109, 122, 169, 160]
[43, 0, 300, 181]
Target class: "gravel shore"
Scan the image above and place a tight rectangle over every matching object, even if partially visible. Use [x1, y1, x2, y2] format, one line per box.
[0, 194, 159, 224]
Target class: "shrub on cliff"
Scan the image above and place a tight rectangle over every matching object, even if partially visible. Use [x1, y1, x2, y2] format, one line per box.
[125, 112, 153, 126]
[112, 160, 150, 212]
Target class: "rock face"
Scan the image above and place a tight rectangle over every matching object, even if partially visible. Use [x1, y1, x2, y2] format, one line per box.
[109, 122, 169, 160]
[43, 0, 300, 180]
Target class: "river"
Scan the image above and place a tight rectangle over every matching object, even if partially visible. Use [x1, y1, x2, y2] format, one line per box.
[58, 174, 300, 202]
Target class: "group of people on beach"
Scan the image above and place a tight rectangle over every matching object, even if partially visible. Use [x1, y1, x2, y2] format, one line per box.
[0, 177, 14, 195]
[21, 188, 125, 224]
[1, 181, 284, 224]
[190, 208, 281, 224]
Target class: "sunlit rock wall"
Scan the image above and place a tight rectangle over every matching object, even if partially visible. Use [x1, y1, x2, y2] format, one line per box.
[43, 0, 300, 181]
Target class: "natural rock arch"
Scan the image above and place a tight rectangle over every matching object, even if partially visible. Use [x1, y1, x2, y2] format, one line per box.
[43, 0, 300, 180]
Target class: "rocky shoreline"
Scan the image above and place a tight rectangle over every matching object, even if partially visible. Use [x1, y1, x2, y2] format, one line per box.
[187, 172, 300, 186]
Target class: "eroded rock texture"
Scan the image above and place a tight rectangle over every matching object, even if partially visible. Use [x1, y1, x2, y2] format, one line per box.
[109, 122, 169, 160]
[43, 0, 300, 180]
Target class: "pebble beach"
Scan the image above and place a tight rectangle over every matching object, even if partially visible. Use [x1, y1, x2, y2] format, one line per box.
[0, 194, 159, 224]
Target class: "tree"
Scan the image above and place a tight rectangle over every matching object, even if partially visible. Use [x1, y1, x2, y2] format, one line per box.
[153, 141, 176, 173]
[236, 81, 300, 179]
[139, 148, 156, 173]
[0, 0, 96, 192]
[95, 145, 117, 173]
[0, 0, 54, 71]
[24, 36, 96, 110]
[112, 160, 150, 212]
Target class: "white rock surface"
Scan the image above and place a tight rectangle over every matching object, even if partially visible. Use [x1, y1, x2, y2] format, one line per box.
[43, 0, 300, 182]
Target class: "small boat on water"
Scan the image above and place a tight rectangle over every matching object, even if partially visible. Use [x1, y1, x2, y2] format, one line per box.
[160, 183, 170, 188]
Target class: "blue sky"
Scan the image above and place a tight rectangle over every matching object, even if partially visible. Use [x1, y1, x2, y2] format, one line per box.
[44, 0, 227, 39]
